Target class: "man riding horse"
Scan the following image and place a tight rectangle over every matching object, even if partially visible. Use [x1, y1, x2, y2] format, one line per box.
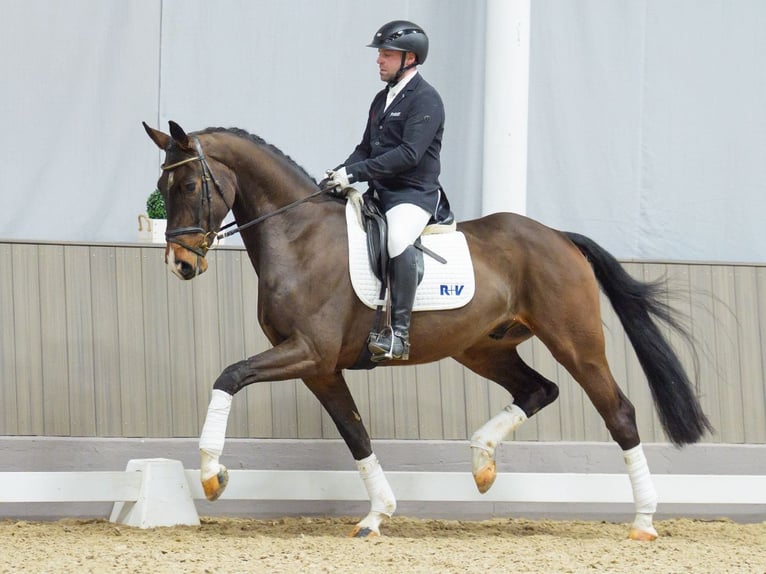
[322, 20, 453, 362]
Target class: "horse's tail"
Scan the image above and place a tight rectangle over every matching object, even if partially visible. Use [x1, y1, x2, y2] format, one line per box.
[564, 231, 712, 445]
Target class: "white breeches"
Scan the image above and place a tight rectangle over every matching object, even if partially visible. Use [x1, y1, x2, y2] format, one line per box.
[385, 203, 431, 257]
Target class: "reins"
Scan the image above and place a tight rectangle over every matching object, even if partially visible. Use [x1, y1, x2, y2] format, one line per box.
[215, 188, 326, 241]
[162, 136, 330, 250]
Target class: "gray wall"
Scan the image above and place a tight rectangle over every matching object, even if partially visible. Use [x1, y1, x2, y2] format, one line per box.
[527, 0, 766, 262]
[1, 1, 764, 263]
[0, 0, 485, 246]
[2, 240, 764, 445]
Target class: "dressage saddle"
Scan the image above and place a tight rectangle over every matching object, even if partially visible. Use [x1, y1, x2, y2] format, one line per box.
[360, 191, 454, 284]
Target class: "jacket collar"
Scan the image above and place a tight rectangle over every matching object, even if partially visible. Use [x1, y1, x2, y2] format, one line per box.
[383, 73, 423, 114]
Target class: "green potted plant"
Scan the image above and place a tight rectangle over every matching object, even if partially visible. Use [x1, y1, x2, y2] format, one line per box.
[146, 188, 166, 219]
[138, 189, 167, 243]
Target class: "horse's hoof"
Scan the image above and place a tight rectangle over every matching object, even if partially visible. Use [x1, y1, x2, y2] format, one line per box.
[473, 460, 497, 494]
[201, 465, 229, 501]
[349, 526, 379, 538]
[628, 527, 658, 541]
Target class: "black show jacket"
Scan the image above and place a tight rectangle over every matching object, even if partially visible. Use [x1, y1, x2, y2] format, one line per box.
[343, 73, 445, 215]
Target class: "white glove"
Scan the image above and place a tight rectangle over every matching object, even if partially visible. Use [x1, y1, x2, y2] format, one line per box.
[321, 167, 352, 197]
[328, 167, 351, 189]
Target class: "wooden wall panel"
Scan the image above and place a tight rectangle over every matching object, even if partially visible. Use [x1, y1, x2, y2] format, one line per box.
[141, 247, 173, 437]
[37, 244, 70, 436]
[735, 266, 766, 443]
[687, 265, 723, 442]
[11, 244, 44, 435]
[710, 266, 745, 442]
[391, 366, 419, 439]
[165, 254, 199, 437]
[63, 245, 97, 436]
[415, 362, 443, 439]
[0, 242, 763, 446]
[115, 247, 148, 437]
[89, 246, 123, 437]
[367, 366, 396, 439]
[0, 244, 17, 435]
[439, 359, 467, 440]
[213, 250, 249, 437]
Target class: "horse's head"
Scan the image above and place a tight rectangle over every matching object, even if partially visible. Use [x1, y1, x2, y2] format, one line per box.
[143, 121, 236, 280]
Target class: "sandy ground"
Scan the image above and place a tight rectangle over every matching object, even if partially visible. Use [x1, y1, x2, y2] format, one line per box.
[1, 516, 764, 574]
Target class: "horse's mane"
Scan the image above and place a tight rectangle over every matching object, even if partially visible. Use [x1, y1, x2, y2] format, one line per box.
[197, 127, 317, 184]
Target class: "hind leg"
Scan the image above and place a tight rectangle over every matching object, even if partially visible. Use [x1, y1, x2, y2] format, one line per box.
[455, 344, 560, 493]
[534, 323, 658, 540]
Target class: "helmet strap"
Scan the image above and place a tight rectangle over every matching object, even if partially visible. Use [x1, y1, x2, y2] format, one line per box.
[389, 52, 417, 87]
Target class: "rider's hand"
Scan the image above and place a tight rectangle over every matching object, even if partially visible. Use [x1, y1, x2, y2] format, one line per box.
[320, 168, 352, 197]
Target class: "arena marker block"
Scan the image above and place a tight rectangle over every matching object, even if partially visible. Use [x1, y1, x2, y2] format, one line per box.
[109, 458, 200, 528]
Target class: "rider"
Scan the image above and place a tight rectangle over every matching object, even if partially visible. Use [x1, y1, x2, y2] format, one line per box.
[322, 19, 453, 362]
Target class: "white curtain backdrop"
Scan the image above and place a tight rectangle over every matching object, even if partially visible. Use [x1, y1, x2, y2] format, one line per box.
[1, 0, 764, 263]
[527, 0, 766, 262]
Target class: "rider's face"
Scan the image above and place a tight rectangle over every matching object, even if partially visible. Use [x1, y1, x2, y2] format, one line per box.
[376, 49, 414, 83]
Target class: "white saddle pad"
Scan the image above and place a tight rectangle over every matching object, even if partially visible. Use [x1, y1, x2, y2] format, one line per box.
[345, 191, 475, 311]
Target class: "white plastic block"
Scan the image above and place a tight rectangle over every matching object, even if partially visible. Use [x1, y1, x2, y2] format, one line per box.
[110, 458, 199, 528]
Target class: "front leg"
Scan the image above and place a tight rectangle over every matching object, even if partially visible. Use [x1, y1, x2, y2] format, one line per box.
[305, 373, 396, 537]
[198, 335, 325, 501]
[199, 389, 233, 500]
[351, 453, 396, 537]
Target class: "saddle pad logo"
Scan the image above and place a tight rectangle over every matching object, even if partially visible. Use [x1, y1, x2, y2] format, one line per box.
[440, 284, 465, 296]
[345, 198, 475, 311]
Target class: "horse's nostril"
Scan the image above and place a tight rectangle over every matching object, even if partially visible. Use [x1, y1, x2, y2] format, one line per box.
[177, 260, 196, 279]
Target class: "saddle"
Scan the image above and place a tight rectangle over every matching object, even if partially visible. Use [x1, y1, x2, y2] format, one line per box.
[343, 188, 472, 369]
[359, 191, 455, 284]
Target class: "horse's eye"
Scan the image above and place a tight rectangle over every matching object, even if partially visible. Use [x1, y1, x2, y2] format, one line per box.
[183, 180, 197, 193]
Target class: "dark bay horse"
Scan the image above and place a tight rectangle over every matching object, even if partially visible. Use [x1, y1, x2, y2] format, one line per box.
[143, 121, 711, 541]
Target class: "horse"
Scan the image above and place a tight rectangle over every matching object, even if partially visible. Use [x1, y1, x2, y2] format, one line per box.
[143, 120, 711, 541]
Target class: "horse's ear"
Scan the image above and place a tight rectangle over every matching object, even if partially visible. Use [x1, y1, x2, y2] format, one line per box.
[168, 120, 192, 151]
[143, 121, 170, 150]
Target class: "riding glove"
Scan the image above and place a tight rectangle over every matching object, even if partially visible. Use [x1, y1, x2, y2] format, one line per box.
[320, 167, 353, 197]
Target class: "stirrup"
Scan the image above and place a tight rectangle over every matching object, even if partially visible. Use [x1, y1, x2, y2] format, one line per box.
[368, 327, 395, 362]
[368, 327, 410, 362]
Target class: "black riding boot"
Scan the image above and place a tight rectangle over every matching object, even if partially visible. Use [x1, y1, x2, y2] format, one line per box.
[368, 245, 419, 362]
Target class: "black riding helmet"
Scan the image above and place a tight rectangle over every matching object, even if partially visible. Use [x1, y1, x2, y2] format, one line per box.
[367, 20, 429, 85]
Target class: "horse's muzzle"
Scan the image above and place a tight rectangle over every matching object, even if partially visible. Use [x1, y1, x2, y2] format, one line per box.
[166, 243, 208, 280]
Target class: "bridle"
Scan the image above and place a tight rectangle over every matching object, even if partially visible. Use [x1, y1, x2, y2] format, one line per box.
[161, 137, 231, 257]
[161, 136, 326, 257]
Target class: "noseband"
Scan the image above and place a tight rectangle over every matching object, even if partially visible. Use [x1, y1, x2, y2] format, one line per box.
[161, 137, 231, 257]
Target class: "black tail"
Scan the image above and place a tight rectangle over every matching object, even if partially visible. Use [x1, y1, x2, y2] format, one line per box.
[565, 232, 712, 445]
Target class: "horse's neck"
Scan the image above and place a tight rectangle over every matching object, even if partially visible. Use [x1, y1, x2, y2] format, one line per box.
[231, 181, 339, 275]
[223, 138, 342, 274]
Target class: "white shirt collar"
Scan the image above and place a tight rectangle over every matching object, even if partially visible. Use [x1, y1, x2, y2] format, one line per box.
[385, 70, 418, 109]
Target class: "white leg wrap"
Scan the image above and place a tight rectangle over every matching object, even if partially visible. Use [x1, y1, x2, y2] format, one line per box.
[356, 452, 396, 532]
[471, 403, 527, 458]
[624, 443, 659, 538]
[624, 444, 657, 515]
[199, 389, 232, 480]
